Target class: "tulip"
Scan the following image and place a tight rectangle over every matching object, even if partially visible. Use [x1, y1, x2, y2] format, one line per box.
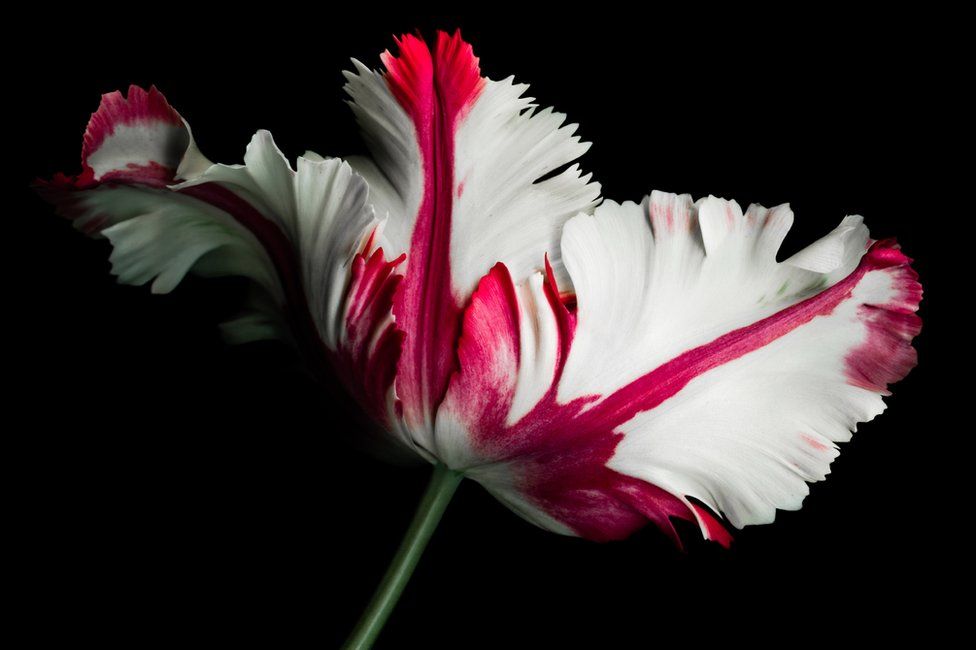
[37, 30, 921, 649]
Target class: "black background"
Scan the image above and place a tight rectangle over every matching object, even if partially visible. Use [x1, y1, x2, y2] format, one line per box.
[14, 8, 957, 647]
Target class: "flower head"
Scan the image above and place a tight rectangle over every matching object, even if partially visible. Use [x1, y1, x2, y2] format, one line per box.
[38, 31, 921, 548]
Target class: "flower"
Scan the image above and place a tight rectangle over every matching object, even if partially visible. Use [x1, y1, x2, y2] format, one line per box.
[38, 31, 921, 550]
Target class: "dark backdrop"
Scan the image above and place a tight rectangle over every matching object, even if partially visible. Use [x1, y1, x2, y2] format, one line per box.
[14, 8, 956, 647]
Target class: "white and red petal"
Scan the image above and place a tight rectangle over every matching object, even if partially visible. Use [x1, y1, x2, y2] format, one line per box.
[344, 30, 600, 447]
[38, 86, 402, 432]
[437, 192, 920, 545]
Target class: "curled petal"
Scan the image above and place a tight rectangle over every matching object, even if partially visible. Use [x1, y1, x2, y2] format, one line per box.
[36, 86, 403, 432]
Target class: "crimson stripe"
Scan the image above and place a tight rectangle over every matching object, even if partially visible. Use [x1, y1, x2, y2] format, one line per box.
[384, 31, 485, 430]
[580, 240, 909, 430]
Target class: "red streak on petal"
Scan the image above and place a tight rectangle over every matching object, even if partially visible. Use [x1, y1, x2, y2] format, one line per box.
[543, 254, 577, 369]
[383, 31, 486, 430]
[801, 433, 831, 452]
[98, 161, 175, 188]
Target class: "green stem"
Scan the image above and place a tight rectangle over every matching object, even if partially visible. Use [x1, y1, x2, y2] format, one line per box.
[342, 463, 463, 650]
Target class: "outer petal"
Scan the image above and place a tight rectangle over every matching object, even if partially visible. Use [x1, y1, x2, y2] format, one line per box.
[344, 31, 600, 447]
[436, 192, 920, 545]
[37, 86, 402, 429]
